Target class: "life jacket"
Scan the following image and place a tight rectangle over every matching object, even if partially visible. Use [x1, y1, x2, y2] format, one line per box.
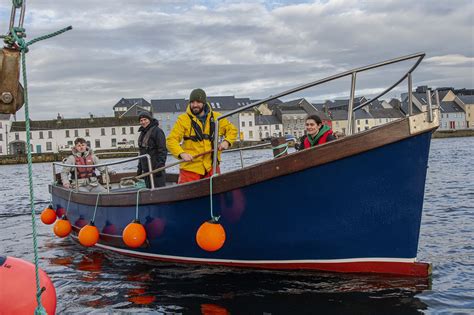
[73, 154, 96, 179]
[138, 124, 158, 151]
[303, 129, 333, 149]
[183, 112, 218, 164]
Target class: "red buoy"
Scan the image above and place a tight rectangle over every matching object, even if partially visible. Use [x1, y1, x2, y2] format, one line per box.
[0, 256, 56, 315]
[55, 207, 66, 218]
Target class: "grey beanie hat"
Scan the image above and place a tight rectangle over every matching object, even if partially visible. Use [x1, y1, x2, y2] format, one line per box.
[138, 111, 153, 121]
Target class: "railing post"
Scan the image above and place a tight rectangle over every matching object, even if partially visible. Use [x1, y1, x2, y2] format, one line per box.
[105, 166, 110, 193]
[408, 72, 413, 116]
[238, 113, 244, 168]
[426, 89, 433, 123]
[347, 72, 357, 135]
[212, 119, 220, 176]
[74, 168, 78, 192]
[52, 164, 56, 185]
[146, 155, 155, 189]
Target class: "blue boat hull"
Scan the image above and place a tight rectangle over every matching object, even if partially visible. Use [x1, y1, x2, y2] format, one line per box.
[52, 130, 432, 276]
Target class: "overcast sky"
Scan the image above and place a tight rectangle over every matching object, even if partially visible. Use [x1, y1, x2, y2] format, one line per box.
[1, 0, 472, 120]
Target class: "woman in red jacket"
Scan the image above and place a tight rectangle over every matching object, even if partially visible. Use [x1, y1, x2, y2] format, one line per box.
[297, 115, 336, 151]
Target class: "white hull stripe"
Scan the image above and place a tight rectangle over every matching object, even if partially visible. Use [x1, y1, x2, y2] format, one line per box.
[93, 242, 417, 264]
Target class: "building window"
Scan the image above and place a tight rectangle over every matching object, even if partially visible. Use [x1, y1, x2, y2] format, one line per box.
[357, 120, 360, 125]
[358, 127, 361, 132]
[249, 121, 253, 127]
[249, 131, 253, 138]
[95, 139, 101, 148]
[38, 131, 43, 139]
[46, 142, 52, 151]
[0, 145, 2, 153]
[130, 127, 134, 134]
[65, 130, 70, 138]
[67, 140, 73, 147]
[101, 128, 106, 136]
[75, 130, 79, 137]
[85, 129, 90, 137]
[15, 133, 19, 140]
[275, 125, 280, 130]
[365, 119, 369, 124]
[0, 134, 2, 141]
[48, 131, 52, 138]
[0, 122, 2, 128]
[111, 138, 117, 147]
[122, 127, 126, 135]
[29, 132, 33, 139]
[241, 121, 245, 127]
[264, 126, 268, 130]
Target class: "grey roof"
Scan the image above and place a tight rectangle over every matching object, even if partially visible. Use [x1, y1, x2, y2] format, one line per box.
[10, 116, 139, 132]
[279, 107, 307, 114]
[312, 103, 325, 111]
[325, 97, 366, 110]
[353, 109, 373, 120]
[120, 105, 149, 117]
[370, 108, 405, 119]
[328, 110, 348, 120]
[439, 101, 465, 114]
[151, 96, 254, 113]
[255, 115, 281, 125]
[113, 98, 151, 109]
[0, 114, 11, 120]
[458, 95, 474, 104]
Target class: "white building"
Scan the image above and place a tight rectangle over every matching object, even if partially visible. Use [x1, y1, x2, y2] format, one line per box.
[8, 115, 141, 154]
[0, 114, 12, 155]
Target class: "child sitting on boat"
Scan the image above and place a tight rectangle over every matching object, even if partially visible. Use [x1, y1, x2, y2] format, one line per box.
[297, 115, 336, 150]
[60, 137, 107, 192]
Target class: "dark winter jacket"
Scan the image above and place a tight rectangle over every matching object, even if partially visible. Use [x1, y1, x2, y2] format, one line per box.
[137, 119, 167, 175]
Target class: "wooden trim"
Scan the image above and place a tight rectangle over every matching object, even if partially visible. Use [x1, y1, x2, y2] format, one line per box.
[51, 115, 437, 207]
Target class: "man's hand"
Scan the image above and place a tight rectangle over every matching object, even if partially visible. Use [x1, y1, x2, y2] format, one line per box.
[218, 140, 230, 151]
[180, 152, 193, 161]
[63, 182, 71, 189]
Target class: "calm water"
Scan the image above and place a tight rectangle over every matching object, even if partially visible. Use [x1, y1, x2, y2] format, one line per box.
[1, 138, 473, 314]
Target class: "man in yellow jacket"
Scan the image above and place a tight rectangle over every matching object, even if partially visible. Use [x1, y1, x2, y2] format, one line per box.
[167, 88, 238, 184]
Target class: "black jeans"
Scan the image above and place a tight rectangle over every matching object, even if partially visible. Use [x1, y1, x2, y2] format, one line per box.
[144, 171, 166, 188]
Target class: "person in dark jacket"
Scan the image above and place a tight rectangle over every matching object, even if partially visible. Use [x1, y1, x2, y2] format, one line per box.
[297, 114, 336, 151]
[137, 111, 167, 188]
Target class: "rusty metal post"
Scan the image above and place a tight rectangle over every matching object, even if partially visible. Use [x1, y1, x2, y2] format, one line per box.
[0, 48, 23, 114]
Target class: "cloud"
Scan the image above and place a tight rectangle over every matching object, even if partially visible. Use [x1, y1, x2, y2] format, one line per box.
[0, 0, 471, 120]
[425, 54, 474, 66]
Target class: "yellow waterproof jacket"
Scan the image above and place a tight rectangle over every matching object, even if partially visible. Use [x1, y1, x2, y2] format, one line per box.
[166, 103, 238, 175]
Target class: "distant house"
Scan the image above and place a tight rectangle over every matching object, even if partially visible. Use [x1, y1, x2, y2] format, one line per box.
[457, 95, 474, 128]
[113, 98, 152, 117]
[255, 115, 283, 140]
[439, 101, 466, 130]
[9, 115, 140, 154]
[0, 114, 12, 155]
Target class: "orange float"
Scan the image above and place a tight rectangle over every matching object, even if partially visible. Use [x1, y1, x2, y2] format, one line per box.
[196, 220, 226, 252]
[78, 223, 100, 247]
[122, 220, 146, 248]
[40, 206, 57, 225]
[0, 256, 56, 315]
[53, 216, 72, 238]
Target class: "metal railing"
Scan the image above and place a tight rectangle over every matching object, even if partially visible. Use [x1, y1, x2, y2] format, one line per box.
[52, 154, 154, 192]
[212, 52, 428, 174]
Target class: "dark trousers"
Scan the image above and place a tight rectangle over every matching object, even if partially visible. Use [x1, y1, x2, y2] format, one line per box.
[144, 171, 166, 188]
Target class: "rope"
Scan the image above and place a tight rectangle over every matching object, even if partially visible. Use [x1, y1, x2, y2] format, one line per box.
[65, 190, 73, 216]
[209, 175, 220, 222]
[91, 193, 102, 224]
[11, 24, 72, 314]
[135, 189, 147, 221]
[272, 142, 288, 158]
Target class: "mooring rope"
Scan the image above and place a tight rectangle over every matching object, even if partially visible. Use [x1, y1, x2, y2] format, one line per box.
[8, 14, 72, 314]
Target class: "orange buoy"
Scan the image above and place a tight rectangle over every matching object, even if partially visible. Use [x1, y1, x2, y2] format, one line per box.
[0, 256, 56, 315]
[78, 223, 100, 247]
[196, 220, 226, 252]
[55, 207, 66, 218]
[122, 220, 146, 248]
[145, 216, 165, 239]
[53, 216, 72, 238]
[40, 206, 57, 225]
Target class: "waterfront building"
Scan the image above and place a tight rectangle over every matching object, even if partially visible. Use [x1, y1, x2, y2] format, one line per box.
[8, 115, 140, 154]
[0, 114, 12, 155]
[457, 95, 474, 128]
[113, 98, 152, 117]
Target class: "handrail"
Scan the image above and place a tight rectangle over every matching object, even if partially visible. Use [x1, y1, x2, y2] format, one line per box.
[52, 153, 155, 191]
[212, 52, 426, 174]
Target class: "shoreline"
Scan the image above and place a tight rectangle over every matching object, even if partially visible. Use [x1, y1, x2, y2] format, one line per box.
[0, 131, 472, 165]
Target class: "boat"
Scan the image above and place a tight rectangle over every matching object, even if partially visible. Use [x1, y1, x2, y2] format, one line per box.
[49, 52, 438, 277]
